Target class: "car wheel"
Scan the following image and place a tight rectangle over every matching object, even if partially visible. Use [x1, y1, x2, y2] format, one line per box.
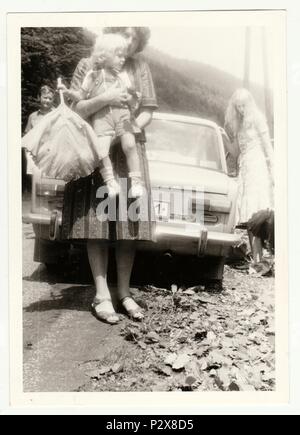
[34, 238, 68, 264]
[44, 262, 62, 274]
[205, 256, 226, 281]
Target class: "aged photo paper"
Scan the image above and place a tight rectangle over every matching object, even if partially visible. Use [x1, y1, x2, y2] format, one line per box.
[7, 9, 288, 409]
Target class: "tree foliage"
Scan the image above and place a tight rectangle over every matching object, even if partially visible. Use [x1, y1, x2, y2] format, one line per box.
[21, 27, 95, 131]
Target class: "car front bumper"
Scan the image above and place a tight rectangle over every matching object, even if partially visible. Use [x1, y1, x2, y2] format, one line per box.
[150, 220, 240, 256]
[23, 212, 241, 257]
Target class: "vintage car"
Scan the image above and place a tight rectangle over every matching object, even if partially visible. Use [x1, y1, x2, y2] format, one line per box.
[23, 112, 240, 286]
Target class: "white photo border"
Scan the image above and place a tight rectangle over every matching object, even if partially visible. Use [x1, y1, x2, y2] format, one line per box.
[1, 0, 298, 415]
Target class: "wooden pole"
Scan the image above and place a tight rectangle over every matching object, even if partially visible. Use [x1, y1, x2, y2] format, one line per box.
[243, 27, 251, 89]
[262, 27, 273, 135]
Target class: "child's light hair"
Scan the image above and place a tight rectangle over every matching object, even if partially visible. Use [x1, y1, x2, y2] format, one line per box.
[225, 88, 266, 138]
[91, 33, 127, 64]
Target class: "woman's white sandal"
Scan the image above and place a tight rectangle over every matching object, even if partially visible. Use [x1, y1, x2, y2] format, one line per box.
[121, 296, 145, 321]
[91, 298, 120, 325]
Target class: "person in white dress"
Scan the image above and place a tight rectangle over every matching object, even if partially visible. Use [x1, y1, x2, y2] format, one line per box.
[225, 88, 274, 264]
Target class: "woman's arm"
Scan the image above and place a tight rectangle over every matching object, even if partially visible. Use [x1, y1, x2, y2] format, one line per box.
[260, 131, 274, 182]
[224, 124, 240, 160]
[24, 113, 33, 135]
[132, 59, 157, 130]
[135, 109, 153, 130]
[75, 83, 130, 120]
[256, 116, 274, 180]
[75, 91, 111, 119]
[68, 58, 129, 120]
[226, 137, 240, 160]
[260, 131, 274, 162]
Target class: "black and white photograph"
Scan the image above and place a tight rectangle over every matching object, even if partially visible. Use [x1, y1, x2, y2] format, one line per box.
[6, 9, 288, 406]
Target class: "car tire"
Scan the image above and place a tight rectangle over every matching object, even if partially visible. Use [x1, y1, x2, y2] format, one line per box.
[44, 262, 62, 274]
[34, 238, 67, 264]
[205, 256, 226, 281]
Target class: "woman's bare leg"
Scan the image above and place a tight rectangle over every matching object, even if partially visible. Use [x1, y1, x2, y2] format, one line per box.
[252, 236, 263, 264]
[87, 241, 110, 299]
[115, 241, 144, 319]
[248, 230, 263, 264]
[87, 240, 119, 322]
[115, 241, 136, 300]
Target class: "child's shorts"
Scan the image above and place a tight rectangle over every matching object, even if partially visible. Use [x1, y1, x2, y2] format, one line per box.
[92, 106, 141, 138]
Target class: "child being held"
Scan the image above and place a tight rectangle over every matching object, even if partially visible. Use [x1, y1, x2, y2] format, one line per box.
[61, 34, 143, 198]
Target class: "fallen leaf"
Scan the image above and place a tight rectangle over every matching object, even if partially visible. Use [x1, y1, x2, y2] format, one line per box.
[172, 353, 190, 371]
[259, 343, 270, 354]
[240, 308, 256, 317]
[194, 331, 207, 342]
[190, 312, 200, 321]
[137, 341, 146, 350]
[123, 327, 142, 342]
[183, 289, 196, 295]
[179, 337, 189, 344]
[164, 353, 177, 366]
[247, 347, 261, 361]
[99, 366, 111, 375]
[152, 365, 172, 377]
[222, 338, 234, 348]
[194, 346, 209, 358]
[112, 363, 123, 374]
[228, 381, 240, 391]
[262, 372, 275, 382]
[266, 328, 275, 336]
[159, 340, 169, 349]
[88, 370, 101, 380]
[185, 375, 197, 386]
[207, 331, 217, 343]
[217, 368, 231, 389]
[145, 331, 160, 343]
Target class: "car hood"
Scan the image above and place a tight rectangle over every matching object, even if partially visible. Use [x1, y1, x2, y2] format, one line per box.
[148, 161, 229, 195]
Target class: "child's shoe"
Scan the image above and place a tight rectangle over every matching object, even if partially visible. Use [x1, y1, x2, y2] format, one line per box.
[106, 178, 120, 198]
[99, 165, 120, 198]
[129, 172, 144, 198]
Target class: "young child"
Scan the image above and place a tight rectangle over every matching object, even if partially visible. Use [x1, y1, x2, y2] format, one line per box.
[61, 34, 143, 198]
[23, 85, 55, 183]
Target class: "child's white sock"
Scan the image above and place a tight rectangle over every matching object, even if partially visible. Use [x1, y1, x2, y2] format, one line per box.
[99, 166, 120, 198]
[129, 171, 143, 198]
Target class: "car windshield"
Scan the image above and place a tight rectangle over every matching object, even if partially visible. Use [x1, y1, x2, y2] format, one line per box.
[146, 119, 222, 171]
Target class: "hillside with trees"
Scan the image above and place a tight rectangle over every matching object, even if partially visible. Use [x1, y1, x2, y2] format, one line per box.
[145, 46, 273, 130]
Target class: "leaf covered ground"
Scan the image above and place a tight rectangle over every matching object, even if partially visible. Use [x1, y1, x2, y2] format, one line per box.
[77, 265, 275, 392]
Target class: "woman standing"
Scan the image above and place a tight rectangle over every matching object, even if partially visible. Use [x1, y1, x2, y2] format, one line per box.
[61, 27, 158, 323]
[225, 88, 274, 264]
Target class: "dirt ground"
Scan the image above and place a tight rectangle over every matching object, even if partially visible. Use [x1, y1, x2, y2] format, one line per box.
[23, 215, 275, 393]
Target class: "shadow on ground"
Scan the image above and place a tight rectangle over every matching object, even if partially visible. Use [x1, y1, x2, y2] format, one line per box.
[24, 284, 94, 313]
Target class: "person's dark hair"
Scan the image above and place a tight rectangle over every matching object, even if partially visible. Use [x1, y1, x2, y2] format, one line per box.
[39, 85, 55, 97]
[103, 27, 151, 53]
